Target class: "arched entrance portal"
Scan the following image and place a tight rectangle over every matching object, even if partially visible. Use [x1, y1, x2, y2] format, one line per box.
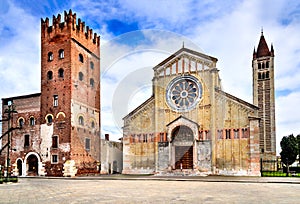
[17, 159, 22, 176]
[171, 125, 194, 169]
[27, 154, 38, 176]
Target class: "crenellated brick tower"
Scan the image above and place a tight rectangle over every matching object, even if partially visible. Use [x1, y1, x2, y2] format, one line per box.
[40, 10, 100, 176]
[252, 31, 276, 159]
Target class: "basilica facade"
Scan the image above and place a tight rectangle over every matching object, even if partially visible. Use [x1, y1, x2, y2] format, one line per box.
[122, 33, 276, 176]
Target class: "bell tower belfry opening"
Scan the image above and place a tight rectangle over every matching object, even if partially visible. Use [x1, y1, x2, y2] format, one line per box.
[252, 30, 276, 157]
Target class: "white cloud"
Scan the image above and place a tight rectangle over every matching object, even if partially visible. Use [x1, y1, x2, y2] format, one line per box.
[0, 1, 40, 99]
[1, 0, 300, 153]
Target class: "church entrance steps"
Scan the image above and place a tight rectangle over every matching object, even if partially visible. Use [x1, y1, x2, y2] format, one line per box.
[155, 169, 209, 177]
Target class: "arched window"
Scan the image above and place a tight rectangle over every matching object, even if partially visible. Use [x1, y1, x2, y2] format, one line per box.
[18, 118, 24, 127]
[266, 61, 269, 68]
[47, 115, 53, 123]
[48, 52, 53, 61]
[90, 78, 94, 87]
[262, 72, 265, 79]
[79, 54, 84, 63]
[79, 116, 84, 125]
[91, 121, 95, 128]
[58, 68, 64, 78]
[90, 61, 94, 69]
[79, 72, 84, 81]
[30, 117, 35, 126]
[266, 71, 269, 79]
[59, 49, 64, 59]
[262, 62, 265, 69]
[258, 63, 261, 69]
[258, 72, 261, 79]
[47, 71, 53, 80]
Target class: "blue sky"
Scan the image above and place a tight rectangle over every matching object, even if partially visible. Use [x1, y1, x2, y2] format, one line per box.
[1, 0, 300, 154]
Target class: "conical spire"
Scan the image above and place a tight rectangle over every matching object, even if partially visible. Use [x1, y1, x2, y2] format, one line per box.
[256, 31, 270, 58]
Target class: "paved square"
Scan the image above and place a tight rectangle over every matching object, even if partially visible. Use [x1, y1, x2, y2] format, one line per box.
[0, 178, 299, 203]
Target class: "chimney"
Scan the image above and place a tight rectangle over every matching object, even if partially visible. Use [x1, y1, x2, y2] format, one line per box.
[105, 134, 109, 141]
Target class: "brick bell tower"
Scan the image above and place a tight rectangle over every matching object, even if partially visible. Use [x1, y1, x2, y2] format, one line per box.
[252, 31, 276, 158]
[40, 10, 100, 176]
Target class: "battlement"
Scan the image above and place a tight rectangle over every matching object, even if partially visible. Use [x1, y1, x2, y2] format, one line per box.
[41, 9, 100, 46]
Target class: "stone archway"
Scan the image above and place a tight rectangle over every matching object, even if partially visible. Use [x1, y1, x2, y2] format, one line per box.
[27, 154, 39, 176]
[171, 125, 194, 169]
[24, 152, 42, 176]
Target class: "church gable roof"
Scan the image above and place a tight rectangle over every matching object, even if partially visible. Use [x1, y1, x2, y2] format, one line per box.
[153, 47, 218, 76]
[123, 96, 154, 120]
[215, 88, 259, 111]
[154, 47, 217, 70]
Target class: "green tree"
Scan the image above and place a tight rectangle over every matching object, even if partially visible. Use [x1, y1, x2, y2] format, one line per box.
[297, 134, 300, 164]
[280, 134, 298, 166]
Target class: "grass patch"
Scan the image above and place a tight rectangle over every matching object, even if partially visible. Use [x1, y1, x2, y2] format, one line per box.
[262, 171, 300, 177]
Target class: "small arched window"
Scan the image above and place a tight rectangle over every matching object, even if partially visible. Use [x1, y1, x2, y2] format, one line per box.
[47, 71, 53, 80]
[266, 61, 269, 68]
[90, 78, 94, 87]
[90, 61, 94, 69]
[258, 72, 261, 79]
[91, 121, 95, 128]
[79, 54, 84, 63]
[262, 72, 265, 79]
[79, 72, 84, 81]
[266, 71, 269, 79]
[258, 63, 261, 69]
[59, 49, 64, 59]
[47, 115, 53, 124]
[262, 62, 265, 69]
[58, 68, 64, 78]
[18, 118, 24, 127]
[79, 116, 84, 125]
[48, 52, 53, 61]
[30, 117, 35, 126]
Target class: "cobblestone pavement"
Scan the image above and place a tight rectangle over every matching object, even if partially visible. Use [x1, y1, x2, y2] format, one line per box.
[0, 177, 299, 203]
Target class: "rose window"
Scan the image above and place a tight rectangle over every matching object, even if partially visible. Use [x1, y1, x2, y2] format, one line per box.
[166, 76, 202, 111]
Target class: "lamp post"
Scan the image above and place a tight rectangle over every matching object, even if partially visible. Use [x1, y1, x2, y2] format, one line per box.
[3, 101, 18, 180]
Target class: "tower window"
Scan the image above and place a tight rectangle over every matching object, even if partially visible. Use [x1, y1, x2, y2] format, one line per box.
[18, 118, 24, 128]
[90, 61, 94, 69]
[85, 138, 90, 150]
[79, 54, 84, 63]
[79, 72, 84, 81]
[262, 72, 265, 79]
[266, 71, 269, 79]
[59, 49, 64, 59]
[258, 72, 261, 79]
[52, 155, 58, 164]
[47, 115, 53, 124]
[30, 117, 35, 126]
[91, 121, 95, 128]
[24, 134, 30, 147]
[52, 136, 58, 148]
[258, 63, 261, 69]
[47, 71, 53, 80]
[58, 68, 64, 78]
[48, 52, 53, 61]
[262, 62, 265, 69]
[53, 95, 58, 107]
[266, 61, 269, 68]
[90, 78, 94, 87]
[79, 116, 84, 126]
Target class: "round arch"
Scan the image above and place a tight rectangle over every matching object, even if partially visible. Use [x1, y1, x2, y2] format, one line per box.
[24, 152, 42, 176]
